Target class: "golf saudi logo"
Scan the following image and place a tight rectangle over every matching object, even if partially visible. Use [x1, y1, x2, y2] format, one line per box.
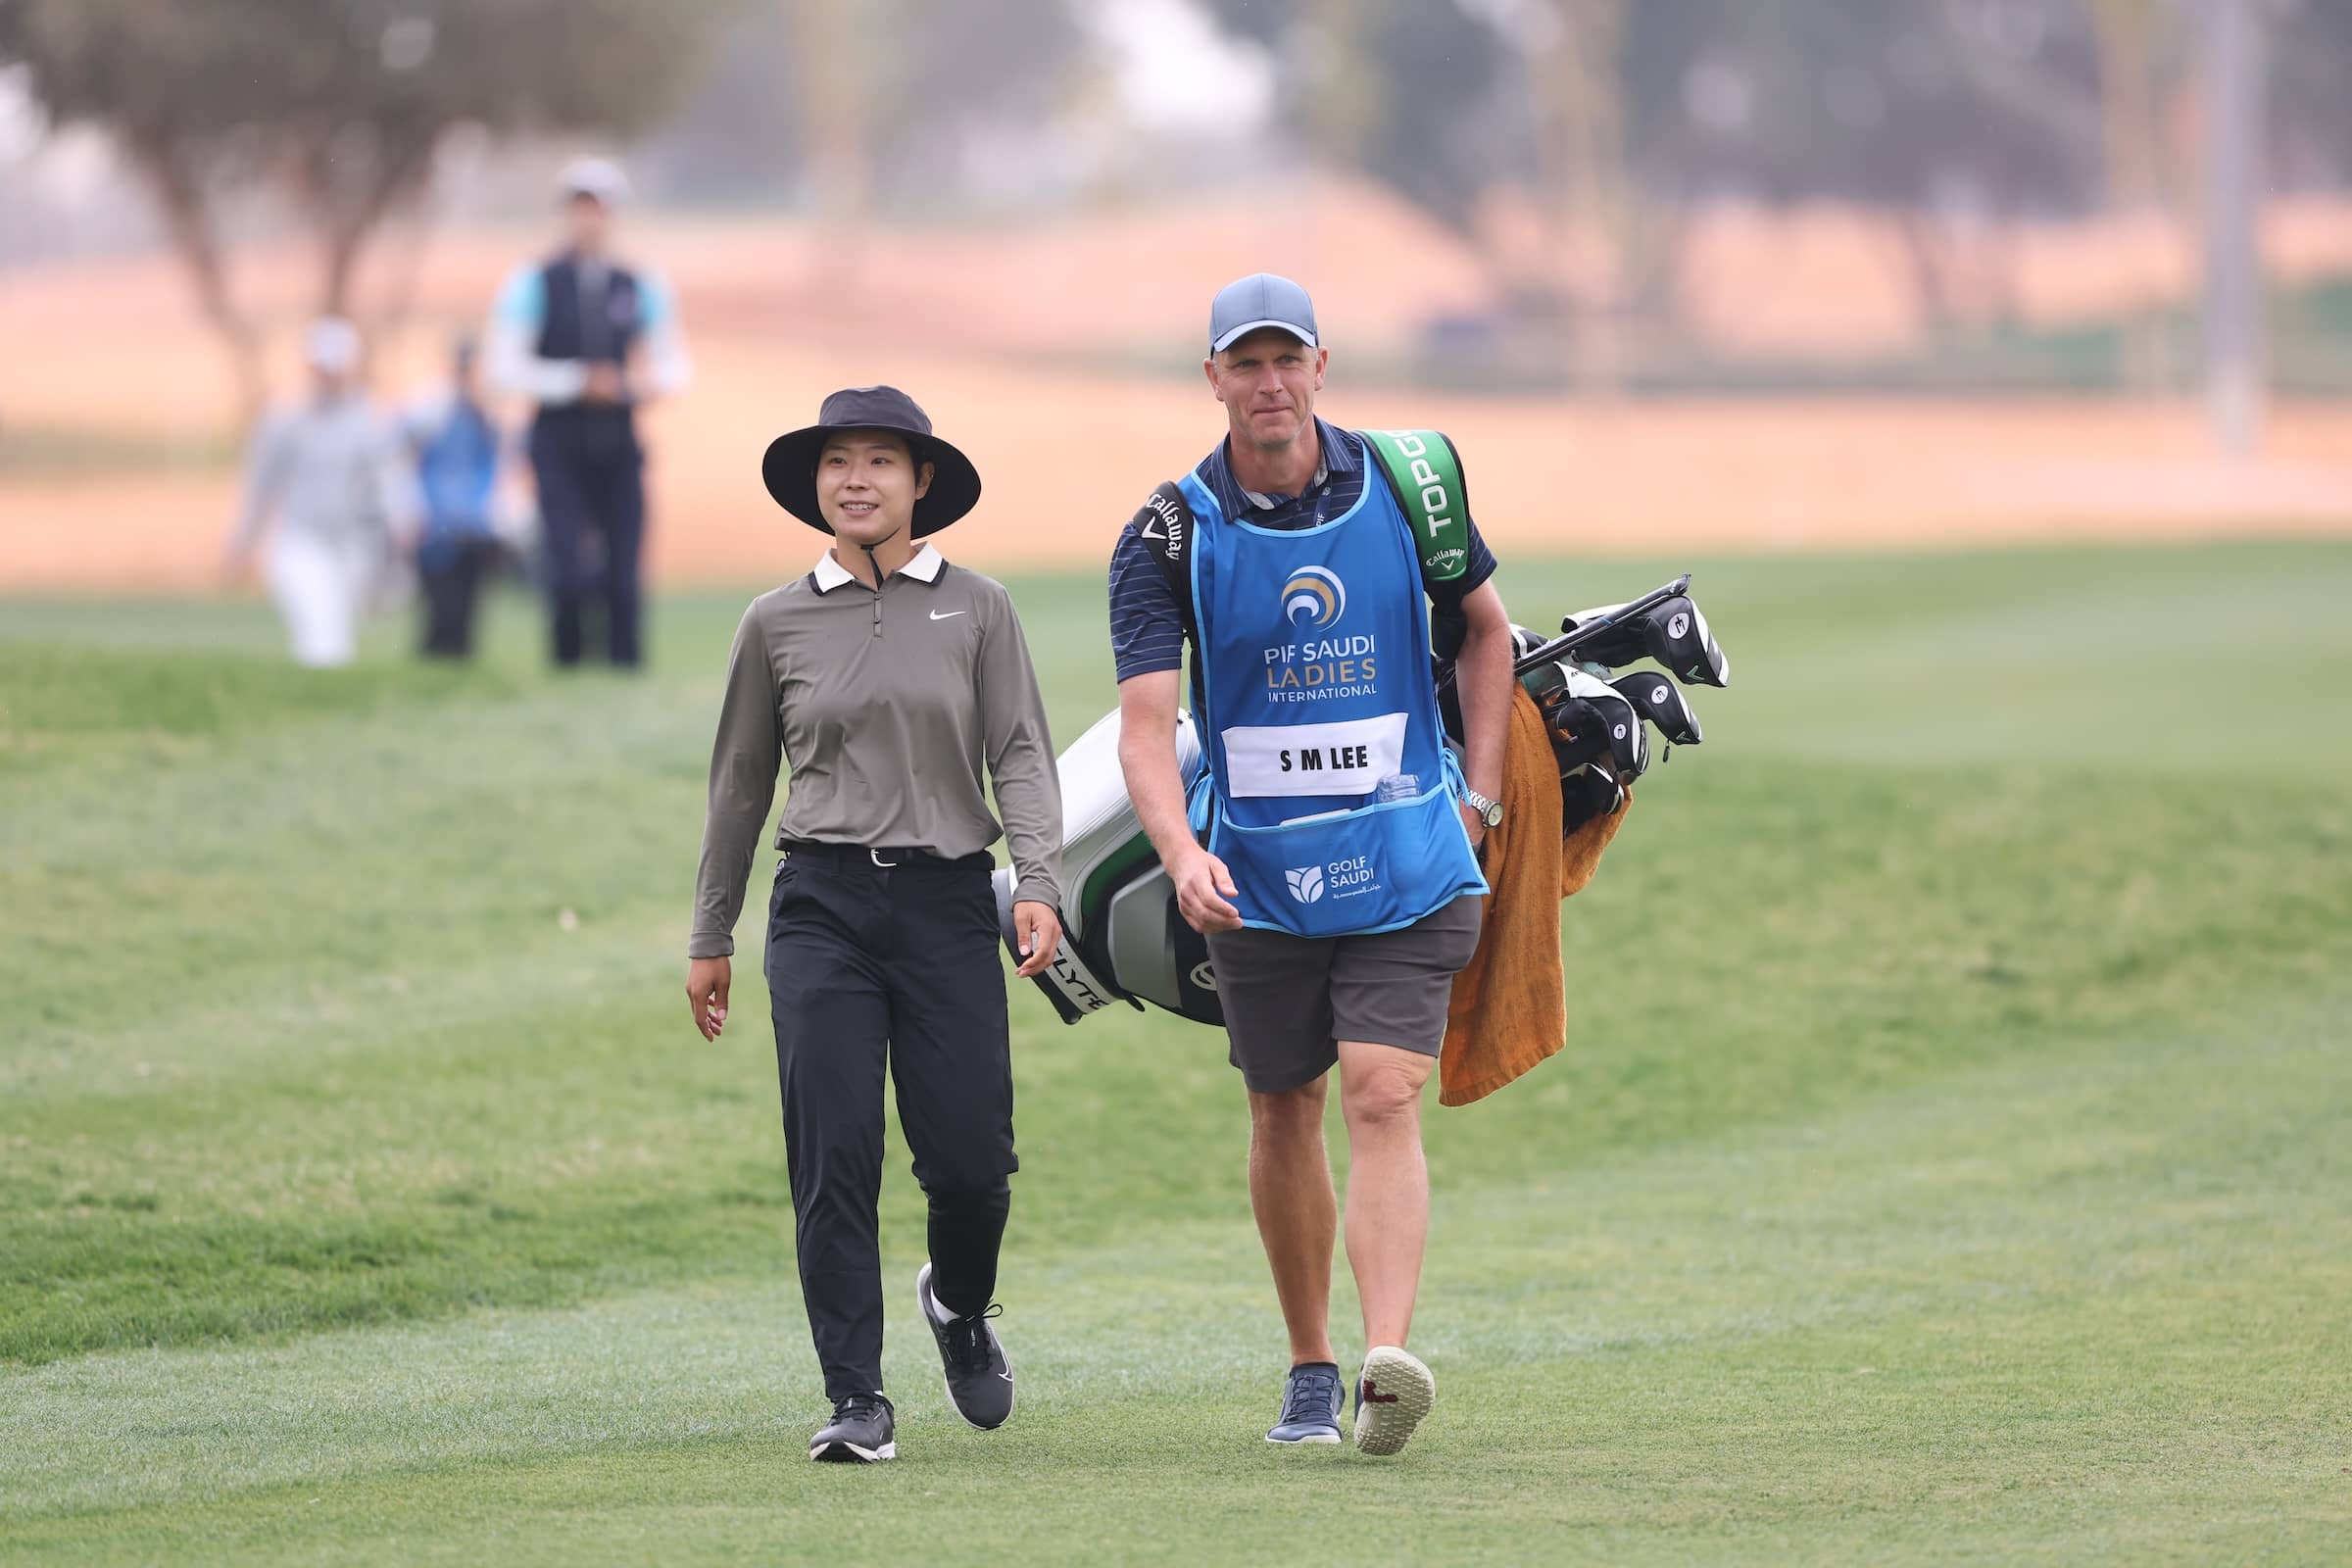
[1285, 864, 1326, 904]
[1279, 566, 1347, 628]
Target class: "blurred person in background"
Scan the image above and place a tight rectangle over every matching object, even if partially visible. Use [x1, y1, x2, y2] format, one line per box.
[484, 157, 691, 670]
[403, 336, 505, 661]
[220, 317, 415, 668]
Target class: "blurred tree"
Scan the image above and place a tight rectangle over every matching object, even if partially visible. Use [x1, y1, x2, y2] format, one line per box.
[1196, 0, 1537, 236]
[645, 0, 1093, 215]
[2272, 0, 2352, 186]
[1196, 0, 2121, 352]
[1624, 0, 2103, 330]
[0, 0, 734, 416]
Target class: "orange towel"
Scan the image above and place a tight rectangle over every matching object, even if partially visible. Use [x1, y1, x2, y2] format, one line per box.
[1438, 685, 1631, 1107]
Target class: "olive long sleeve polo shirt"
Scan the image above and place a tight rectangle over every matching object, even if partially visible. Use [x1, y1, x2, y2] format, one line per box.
[690, 544, 1062, 959]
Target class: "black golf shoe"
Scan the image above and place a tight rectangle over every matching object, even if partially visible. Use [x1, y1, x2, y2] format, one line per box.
[915, 1262, 1014, 1430]
[809, 1393, 896, 1463]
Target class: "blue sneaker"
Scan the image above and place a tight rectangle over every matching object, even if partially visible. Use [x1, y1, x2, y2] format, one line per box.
[1265, 1360, 1345, 1445]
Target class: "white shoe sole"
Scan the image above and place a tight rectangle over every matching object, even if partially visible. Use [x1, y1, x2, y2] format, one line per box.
[809, 1440, 896, 1463]
[915, 1263, 1014, 1432]
[1352, 1346, 1435, 1456]
[1264, 1431, 1344, 1446]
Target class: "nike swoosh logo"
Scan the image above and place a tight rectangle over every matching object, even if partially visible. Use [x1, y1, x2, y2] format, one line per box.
[929, 609, 968, 620]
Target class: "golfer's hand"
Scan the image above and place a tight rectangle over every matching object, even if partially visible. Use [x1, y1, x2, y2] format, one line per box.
[1011, 900, 1061, 979]
[1172, 848, 1244, 934]
[583, 365, 624, 404]
[686, 956, 730, 1041]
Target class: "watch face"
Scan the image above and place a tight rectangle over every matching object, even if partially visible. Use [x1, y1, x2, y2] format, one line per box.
[1483, 801, 1503, 827]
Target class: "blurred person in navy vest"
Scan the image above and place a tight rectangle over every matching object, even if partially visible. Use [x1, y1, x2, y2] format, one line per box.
[403, 336, 505, 660]
[485, 158, 692, 669]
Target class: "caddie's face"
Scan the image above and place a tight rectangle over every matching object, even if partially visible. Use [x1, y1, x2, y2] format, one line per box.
[1205, 328, 1326, 451]
[816, 431, 934, 547]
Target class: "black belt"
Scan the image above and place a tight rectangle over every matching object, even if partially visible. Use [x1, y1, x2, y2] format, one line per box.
[778, 839, 989, 871]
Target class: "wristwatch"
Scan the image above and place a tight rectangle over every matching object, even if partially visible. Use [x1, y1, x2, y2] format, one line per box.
[1461, 786, 1503, 828]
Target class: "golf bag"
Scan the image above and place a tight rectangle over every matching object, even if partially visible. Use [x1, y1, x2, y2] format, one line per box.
[993, 574, 1729, 1028]
[991, 706, 1224, 1027]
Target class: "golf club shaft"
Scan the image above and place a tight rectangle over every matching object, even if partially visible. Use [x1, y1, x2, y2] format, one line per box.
[1436, 573, 1693, 712]
[1512, 571, 1691, 678]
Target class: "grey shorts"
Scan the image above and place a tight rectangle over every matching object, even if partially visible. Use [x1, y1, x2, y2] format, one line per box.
[1204, 895, 1486, 1094]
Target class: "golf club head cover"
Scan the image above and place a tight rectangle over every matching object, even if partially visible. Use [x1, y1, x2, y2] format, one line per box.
[1560, 668, 1647, 782]
[1609, 670, 1702, 746]
[1642, 596, 1730, 688]
[1554, 605, 1649, 668]
[1540, 691, 1614, 771]
[1559, 763, 1625, 837]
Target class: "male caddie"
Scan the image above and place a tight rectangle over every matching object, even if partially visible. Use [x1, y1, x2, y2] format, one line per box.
[486, 158, 691, 668]
[1110, 273, 1516, 1454]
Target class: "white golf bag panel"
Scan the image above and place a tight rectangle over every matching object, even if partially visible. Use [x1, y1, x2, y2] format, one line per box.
[992, 707, 1224, 1026]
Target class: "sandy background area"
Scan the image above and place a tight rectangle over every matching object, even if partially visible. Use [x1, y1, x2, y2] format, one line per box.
[5, 184, 2350, 590]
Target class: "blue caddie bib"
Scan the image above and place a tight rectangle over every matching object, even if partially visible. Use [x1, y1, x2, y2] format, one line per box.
[1183, 443, 1488, 937]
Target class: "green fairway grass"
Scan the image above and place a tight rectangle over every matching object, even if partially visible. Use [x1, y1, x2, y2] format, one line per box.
[4, 540, 2349, 1565]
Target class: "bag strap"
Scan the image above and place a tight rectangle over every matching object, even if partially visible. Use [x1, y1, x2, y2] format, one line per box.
[1359, 428, 1471, 585]
[1132, 479, 1198, 644]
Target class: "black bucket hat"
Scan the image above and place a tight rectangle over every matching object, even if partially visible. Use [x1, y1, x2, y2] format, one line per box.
[760, 385, 982, 537]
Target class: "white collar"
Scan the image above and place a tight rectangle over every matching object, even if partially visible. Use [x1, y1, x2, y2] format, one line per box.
[812, 541, 946, 592]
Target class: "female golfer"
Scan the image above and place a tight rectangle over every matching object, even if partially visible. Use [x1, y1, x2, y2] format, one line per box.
[685, 386, 1063, 1463]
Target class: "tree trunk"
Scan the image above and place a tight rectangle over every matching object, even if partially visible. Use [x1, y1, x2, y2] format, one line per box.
[1622, 197, 1691, 341]
[288, 125, 438, 383]
[794, 0, 869, 303]
[1529, 0, 1629, 395]
[367, 185, 444, 351]
[1891, 209, 1957, 338]
[2091, 0, 2175, 394]
[321, 216, 368, 322]
[121, 127, 266, 428]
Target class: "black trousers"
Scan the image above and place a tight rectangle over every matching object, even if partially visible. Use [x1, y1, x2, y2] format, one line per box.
[417, 537, 494, 659]
[763, 845, 1017, 1399]
[529, 411, 645, 668]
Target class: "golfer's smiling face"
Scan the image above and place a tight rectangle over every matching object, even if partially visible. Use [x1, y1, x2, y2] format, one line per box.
[816, 431, 934, 547]
[1207, 328, 1326, 452]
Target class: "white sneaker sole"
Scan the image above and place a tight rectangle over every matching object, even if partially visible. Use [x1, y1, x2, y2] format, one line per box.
[1352, 1346, 1435, 1456]
[915, 1263, 1014, 1432]
[809, 1439, 896, 1463]
[1264, 1431, 1344, 1446]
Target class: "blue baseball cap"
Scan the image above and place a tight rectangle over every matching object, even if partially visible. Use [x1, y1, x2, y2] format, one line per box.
[1209, 272, 1319, 354]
